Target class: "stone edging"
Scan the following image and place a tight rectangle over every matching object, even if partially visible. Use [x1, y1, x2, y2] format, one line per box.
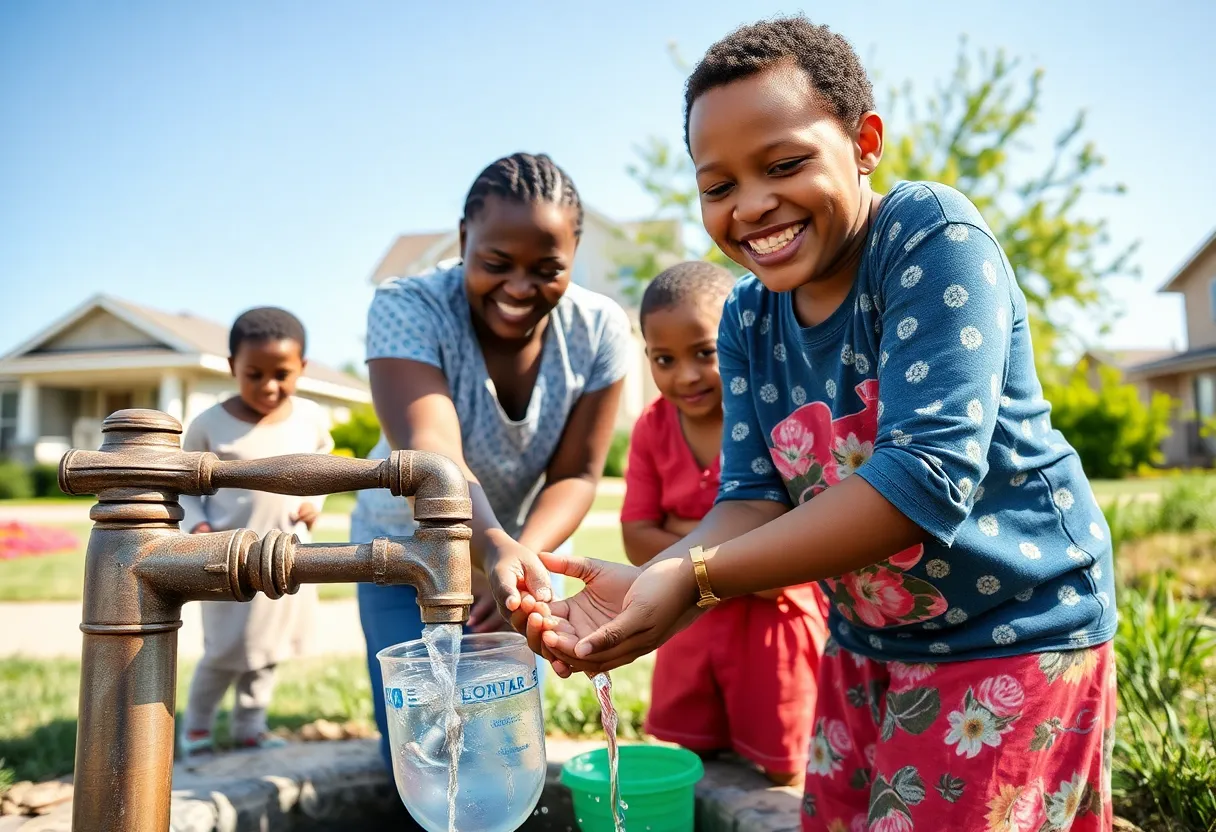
[0, 738, 803, 831]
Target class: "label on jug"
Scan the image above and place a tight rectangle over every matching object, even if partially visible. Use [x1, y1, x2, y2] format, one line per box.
[460, 668, 538, 705]
[387, 667, 538, 709]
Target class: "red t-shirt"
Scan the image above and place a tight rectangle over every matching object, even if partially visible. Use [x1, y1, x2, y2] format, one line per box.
[621, 395, 827, 619]
[621, 397, 719, 524]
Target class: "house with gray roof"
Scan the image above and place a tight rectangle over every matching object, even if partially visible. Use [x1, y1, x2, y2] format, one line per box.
[0, 295, 369, 464]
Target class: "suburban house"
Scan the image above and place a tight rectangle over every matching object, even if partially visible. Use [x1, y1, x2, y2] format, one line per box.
[0, 295, 370, 465]
[1103, 229, 1216, 467]
[1078, 348, 1178, 398]
[369, 208, 682, 429]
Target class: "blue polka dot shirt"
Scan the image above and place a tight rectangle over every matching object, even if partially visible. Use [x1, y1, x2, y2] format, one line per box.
[352, 261, 632, 540]
[718, 182, 1117, 662]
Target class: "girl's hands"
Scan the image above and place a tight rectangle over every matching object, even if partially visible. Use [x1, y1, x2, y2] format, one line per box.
[481, 536, 553, 622]
[508, 550, 639, 676]
[522, 551, 701, 674]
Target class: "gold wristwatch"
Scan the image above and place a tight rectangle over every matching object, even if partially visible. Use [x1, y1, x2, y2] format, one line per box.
[689, 545, 721, 610]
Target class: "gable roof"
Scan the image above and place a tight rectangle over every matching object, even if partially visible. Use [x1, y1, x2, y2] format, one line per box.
[1161, 228, 1216, 292]
[368, 209, 683, 285]
[1, 295, 367, 396]
[369, 232, 453, 284]
[1082, 348, 1178, 370]
[1125, 345, 1216, 379]
[110, 297, 230, 356]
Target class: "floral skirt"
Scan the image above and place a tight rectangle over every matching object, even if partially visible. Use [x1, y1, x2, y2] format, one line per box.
[802, 638, 1116, 832]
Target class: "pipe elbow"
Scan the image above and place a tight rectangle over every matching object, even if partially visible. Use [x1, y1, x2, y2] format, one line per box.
[387, 450, 472, 523]
[378, 525, 473, 624]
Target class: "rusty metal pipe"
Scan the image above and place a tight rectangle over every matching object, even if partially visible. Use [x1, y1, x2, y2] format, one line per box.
[60, 409, 475, 832]
[242, 528, 475, 623]
[73, 632, 177, 831]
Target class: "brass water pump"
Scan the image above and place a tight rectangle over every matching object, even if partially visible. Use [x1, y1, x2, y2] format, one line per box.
[58, 409, 474, 831]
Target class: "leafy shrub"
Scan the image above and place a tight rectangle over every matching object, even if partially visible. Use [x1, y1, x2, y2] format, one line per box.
[1102, 498, 1149, 553]
[30, 464, 67, 498]
[1151, 479, 1216, 535]
[330, 405, 382, 460]
[1113, 576, 1216, 830]
[1104, 479, 1216, 548]
[603, 430, 630, 478]
[543, 661, 651, 740]
[1044, 362, 1173, 479]
[0, 462, 33, 500]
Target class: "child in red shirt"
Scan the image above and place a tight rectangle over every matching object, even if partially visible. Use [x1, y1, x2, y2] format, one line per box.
[621, 261, 828, 785]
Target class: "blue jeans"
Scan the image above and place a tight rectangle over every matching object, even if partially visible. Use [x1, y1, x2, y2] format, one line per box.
[357, 542, 568, 772]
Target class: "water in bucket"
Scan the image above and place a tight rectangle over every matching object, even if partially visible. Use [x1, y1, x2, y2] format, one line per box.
[379, 631, 546, 832]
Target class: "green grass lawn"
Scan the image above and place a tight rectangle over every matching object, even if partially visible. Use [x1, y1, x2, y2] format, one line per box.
[322, 491, 357, 515]
[0, 523, 94, 602]
[0, 505, 638, 787]
[0, 524, 354, 603]
[1089, 472, 1216, 501]
[0, 654, 381, 785]
[0, 651, 653, 787]
[590, 493, 622, 514]
[0, 496, 93, 507]
[9, 471, 1214, 604]
[0, 519, 627, 603]
[572, 525, 626, 563]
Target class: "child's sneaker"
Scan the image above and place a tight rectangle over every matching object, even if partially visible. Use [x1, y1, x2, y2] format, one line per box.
[237, 732, 288, 750]
[180, 729, 214, 759]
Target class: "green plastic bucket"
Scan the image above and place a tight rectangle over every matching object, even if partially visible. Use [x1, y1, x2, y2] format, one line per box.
[561, 745, 704, 832]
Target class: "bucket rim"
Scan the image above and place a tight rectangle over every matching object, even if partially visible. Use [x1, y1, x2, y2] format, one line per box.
[560, 745, 704, 796]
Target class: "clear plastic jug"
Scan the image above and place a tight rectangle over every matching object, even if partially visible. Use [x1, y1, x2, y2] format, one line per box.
[378, 631, 547, 832]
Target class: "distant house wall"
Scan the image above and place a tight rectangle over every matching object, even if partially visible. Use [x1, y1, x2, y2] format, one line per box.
[1178, 243, 1216, 351]
[1147, 373, 1191, 467]
[180, 374, 351, 434]
[184, 375, 233, 426]
[39, 388, 81, 438]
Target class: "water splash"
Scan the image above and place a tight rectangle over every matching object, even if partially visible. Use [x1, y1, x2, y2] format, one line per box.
[422, 623, 464, 832]
[591, 672, 627, 831]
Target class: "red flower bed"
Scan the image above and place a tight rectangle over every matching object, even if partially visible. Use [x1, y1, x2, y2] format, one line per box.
[0, 521, 80, 560]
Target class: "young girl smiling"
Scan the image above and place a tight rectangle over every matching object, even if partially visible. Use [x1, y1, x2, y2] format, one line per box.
[531, 18, 1117, 831]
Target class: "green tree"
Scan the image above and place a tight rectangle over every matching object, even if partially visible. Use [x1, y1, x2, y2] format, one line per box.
[1043, 362, 1173, 479]
[330, 404, 381, 459]
[616, 42, 1139, 377]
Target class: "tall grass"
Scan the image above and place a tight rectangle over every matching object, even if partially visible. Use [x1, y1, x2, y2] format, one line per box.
[1104, 479, 1216, 547]
[1112, 577, 1216, 831]
[543, 658, 653, 740]
[1104, 480, 1216, 828]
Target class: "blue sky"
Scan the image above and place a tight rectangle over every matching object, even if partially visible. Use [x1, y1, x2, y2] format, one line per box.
[2, 1, 1213, 370]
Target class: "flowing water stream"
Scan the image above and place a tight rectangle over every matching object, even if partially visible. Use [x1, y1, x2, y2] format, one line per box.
[421, 623, 464, 832]
[591, 672, 628, 831]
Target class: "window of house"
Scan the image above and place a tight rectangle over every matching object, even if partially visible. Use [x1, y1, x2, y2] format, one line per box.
[0, 390, 17, 455]
[1196, 374, 1216, 422]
